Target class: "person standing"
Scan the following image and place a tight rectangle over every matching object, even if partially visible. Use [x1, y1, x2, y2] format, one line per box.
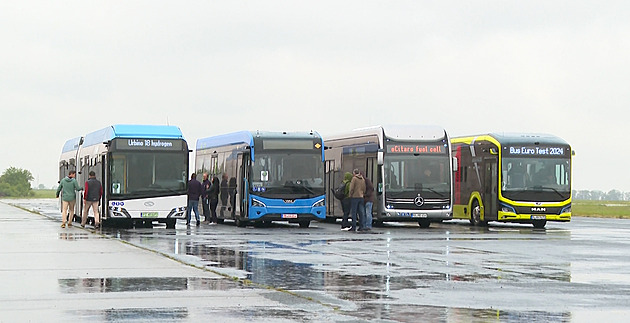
[187, 173, 203, 226]
[340, 172, 353, 231]
[56, 170, 83, 228]
[362, 172, 374, 231]
[206, 176, 220, 224]
[201, 173, 211, 223]
[81, 171, 103, 229]
[348, 169, 366, 232]
[219, 173, 229, 217]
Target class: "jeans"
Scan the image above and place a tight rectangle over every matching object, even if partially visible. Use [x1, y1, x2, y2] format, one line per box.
[209, 199, 218, 223]
[364, 201, 373, 229]
[341, 198, 351, 228]
[187, 200, 200, 224]
[350, 198, 365, 230]
[202, 198, 210, 221]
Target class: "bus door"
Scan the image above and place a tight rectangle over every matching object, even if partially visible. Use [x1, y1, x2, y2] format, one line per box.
[100, 154, 108, 221]
[365, 157, 377, 216]
[325, 160, 336, 216]
[483, 158, 498, 220]
[238, 152, 249, 219]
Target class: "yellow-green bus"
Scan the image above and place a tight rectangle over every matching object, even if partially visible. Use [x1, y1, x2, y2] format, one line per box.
[451, 133, 573, 228]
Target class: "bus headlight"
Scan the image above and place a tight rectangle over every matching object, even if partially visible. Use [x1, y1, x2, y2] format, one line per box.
[252, 198, 266, 208]
[500, 203, 516, 213]
[561, 205, 571, 214]
[312, 199, 325, 208]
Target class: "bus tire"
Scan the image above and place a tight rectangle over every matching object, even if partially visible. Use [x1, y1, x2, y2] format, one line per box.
[322, 217, 337, 223]
[532, 220, 547, 229]
[299, 221, 310, 228]
[373, 220, 384, 227]
[216, 218, 224, 224]
[418, 219, 431, 228]
[165, 219, 176, 229]
[236, 218, 247, 228]
[471, 200, 487, 226]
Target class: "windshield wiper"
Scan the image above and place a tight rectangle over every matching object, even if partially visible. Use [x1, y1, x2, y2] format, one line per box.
[422, 187, 446, 197]
[534, 186, 567, 199]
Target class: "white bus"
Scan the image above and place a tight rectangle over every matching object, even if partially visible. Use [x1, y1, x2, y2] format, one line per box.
[58, 125, 189, 228]
[324, 125, 454, 228]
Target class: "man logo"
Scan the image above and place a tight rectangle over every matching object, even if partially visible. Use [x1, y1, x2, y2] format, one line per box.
[144, 201, 155, 207]
[283, 199, 295, 204]
[531, 207, 546, 212]
[414, 196, 425, 207]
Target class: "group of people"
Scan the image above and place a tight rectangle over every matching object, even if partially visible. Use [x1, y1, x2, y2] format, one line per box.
[339, 168, 374, 232]
[186, 172, 235, 226]
[56, 170, 103, 229]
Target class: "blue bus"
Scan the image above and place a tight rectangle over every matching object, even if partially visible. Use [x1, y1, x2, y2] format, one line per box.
[195, 131, 326, 228]
[59, 125, 189, 228]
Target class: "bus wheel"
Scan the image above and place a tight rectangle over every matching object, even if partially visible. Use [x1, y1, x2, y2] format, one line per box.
[165, 219, 176, 229]
[235, 218, 247, 228]
[373, 220, 384, 227]
[418, 219, 431, 228]
[471, 201, 485, 226]
[322, 217, 337, 223]
[532, 220, 547, 229]
[216, 218, 224, 224]
[299, 221, 310, 228]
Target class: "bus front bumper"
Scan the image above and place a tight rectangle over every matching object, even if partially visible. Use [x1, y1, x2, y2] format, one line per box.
[498, 211, 571, 222]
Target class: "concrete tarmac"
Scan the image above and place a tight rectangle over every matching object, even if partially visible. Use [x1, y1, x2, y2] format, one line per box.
[0, 201, 350, 322]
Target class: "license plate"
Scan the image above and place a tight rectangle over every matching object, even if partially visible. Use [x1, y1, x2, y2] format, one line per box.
[282, 214, 298, 219]
[412, 213, 428, 218]
[141, 212, 159, 218]
[531, 215, 546, 220]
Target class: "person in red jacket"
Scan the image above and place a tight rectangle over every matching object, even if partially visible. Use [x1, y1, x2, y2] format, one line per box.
[82, 171, 103, 229]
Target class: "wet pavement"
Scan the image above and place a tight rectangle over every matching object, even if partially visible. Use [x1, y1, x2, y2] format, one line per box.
[5, 199, 630, 322]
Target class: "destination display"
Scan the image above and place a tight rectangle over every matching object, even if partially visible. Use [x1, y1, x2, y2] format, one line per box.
[262, 139, 321, 150]
[113, 138, 185, 151]
[503, 145, 570, 157]
[386, 144, 446, 154]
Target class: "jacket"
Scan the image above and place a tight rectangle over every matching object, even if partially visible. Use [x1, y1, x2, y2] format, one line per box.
[84, 178, 103, 202]
[349, 174, 366, 199]
[56, 176, 83, 202]
[187, 179, 203, 201]
[342, 172, 353, 198]
[364, 176, 374, 203]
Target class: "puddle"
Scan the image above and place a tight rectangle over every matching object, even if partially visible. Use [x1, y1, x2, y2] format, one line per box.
[58, 277, 238, 294]
[59, 233, 97, 240]
[73, 307, 188, 321]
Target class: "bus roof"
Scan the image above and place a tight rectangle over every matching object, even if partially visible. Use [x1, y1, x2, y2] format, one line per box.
[61, 136, 82, 153]
[453, 133, 570, 146]
[196, 130, 322, 150]
[326, 125, 447, 145]
[82, 124, 185, 147]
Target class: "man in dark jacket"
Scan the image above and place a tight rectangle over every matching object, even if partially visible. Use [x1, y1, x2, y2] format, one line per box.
[187, 173, 203, 226]
[82, 171, 103, 229]
[201, 173, 211, 223]
[219, 173, 229, 217]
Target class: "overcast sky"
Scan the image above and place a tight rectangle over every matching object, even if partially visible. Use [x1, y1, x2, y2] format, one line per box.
[1, 1, 628, 191]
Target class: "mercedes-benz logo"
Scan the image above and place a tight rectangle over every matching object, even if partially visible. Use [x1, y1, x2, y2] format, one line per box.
[144, 201, 155, 207]
[414, 195, 424, 207]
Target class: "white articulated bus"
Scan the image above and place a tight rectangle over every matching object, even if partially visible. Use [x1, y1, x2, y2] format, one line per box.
[324, 125, 454, 228]
[58, 125, 189, 228]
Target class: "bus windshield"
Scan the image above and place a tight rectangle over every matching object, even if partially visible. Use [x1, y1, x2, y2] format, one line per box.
[251, 151, 324, 198]
[109, 151, 187, 198]
[502, 157, 571, 201]
[384, 154, 451, 198]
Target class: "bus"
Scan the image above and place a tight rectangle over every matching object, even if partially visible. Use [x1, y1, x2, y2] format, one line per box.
[58, 125, 189, 228]
[324, 125, 454, 228]
[451, 133, 573, 228]
[195, 130, 326, 228]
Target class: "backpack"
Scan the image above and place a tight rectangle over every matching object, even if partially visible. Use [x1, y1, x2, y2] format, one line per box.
[332, 182, 346, 200]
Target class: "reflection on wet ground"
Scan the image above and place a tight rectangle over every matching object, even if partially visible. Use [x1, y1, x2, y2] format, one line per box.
[73, 308, 188, 322]
[11, 199, 630, 322]
[58, 232, 104, 240]
[59, 277, 238, 293]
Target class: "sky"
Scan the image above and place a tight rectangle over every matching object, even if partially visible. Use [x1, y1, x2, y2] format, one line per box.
[1, 1, 628, 191]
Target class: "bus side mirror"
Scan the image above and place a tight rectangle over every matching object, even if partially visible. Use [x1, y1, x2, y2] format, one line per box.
[377, 150, 384, 166]
[452, 157, 458, 172]
[571, 150, 576, 156]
